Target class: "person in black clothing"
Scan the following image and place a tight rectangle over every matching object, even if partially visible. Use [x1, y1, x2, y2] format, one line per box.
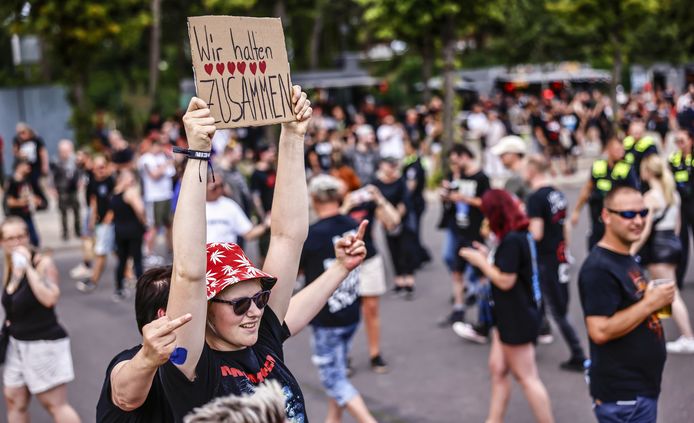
[104, 169, 147, 301]
[438, 144, 490, 325]
[96, 266, 188, 423]
[670, 129, 694, 288]
[300, 175, 376, 423]
[460, 189, 554, 423]
[570, 135, 640, 250]
[50, 140, 82, 241]
[403, 137, 431, 265]
[374, 157, 420, 298]
[524, 155, 586, 371]
[5, 159, 44, 247]
[250, 143, 277, 261]
[109, 130, 136, 172]
[13, 123, 48, 196]
[1, 217, 80, 423]
[578, 186, 675, 423]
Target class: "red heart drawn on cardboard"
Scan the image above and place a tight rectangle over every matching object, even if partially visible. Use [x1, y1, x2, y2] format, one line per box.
[204, 63, 213, 75]
[227, 61, 236, 75]
[250, 62, 257, 75]
[216, 63, 225, 75]
[237, 62, 246, 74]
[259, 61, 267, 74]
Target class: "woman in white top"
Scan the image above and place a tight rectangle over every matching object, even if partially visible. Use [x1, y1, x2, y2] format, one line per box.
[632, 154, 694, 353]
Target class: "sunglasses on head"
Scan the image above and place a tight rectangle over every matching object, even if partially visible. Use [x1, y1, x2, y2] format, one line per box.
[209, 290, 271, 315]
[606, 208, 649, 219]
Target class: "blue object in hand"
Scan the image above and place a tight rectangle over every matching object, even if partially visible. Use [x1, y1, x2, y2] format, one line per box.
[169, 347, 188, 365]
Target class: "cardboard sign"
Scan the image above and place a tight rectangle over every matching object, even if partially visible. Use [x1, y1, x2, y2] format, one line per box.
[187, 16, 294, 128]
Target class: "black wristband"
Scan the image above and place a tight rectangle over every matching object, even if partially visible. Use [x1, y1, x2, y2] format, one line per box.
[173, 146, 211, 160]
[172, 146, 215, 183]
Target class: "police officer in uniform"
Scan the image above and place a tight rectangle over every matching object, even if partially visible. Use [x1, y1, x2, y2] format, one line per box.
[570, 135, 640, 250]
[670, 129, 694, 288]
[623, 118, 658, 178]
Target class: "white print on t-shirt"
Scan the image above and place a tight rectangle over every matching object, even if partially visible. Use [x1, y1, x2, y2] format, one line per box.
[19, 142, 37, 163]
[320, 230, 360, 314]
[547, 190, 567, 216]
[455, 179, 478, 197]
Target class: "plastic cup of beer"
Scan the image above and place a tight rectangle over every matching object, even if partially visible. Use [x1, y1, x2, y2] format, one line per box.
[652, 278, 673, 319]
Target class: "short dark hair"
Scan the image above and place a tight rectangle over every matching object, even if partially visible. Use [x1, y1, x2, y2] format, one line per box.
[135, 265, 172, 333]
[604, 185, 640, 208]
[449, 143, 475, 159]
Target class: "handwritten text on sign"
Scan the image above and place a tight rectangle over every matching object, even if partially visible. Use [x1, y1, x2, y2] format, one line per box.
[188, 16, 294, 128]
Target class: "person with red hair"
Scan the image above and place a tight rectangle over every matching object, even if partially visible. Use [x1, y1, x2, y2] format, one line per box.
[459, 189, 554, 423]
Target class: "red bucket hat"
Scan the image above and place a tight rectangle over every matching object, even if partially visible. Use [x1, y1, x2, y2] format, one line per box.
[205, 243, 276, 300]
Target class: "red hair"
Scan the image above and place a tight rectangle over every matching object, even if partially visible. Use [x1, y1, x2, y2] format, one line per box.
[481, 189, 529, 240]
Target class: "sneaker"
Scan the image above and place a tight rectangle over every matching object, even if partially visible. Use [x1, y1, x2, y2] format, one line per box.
[111, 290, 127, 302]
[390, 286, 404, 297]
[70, 264, 92, 279]
[438, 309, 464, 327]
[370, 355, 389, 374]
[538, 333, 555, 345]
[559, 357, 586, 372]
[666, 336, 694, 354]
[76, 279, 96, 293]
[403, 286, 415, 301]
[452, 322, 488, 344]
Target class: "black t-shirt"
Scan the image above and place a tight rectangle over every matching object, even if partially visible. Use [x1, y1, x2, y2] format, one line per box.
[96, 345, 173, 423]
[442, 170, 490, 239]
[526, 186, 568, 258]
[5, 176, 34, 218]
[250, 168, 276, 213]
[300, 215, 361, 327]
[88, 176, 115, 223]
[403, 157, 426, 213]
[492, 230, 542, 345]
[578, 246, 666, 402]
[13, 136, 45, 176]
[159, 307, 307, 422]
[111, 147, 135, 166]
[347, 202, 378, 259]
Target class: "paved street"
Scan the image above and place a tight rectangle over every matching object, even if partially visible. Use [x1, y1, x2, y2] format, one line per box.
[2, 185, 694, 422]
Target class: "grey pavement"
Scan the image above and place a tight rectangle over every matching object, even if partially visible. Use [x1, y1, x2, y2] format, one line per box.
[2, 186, 694, 422]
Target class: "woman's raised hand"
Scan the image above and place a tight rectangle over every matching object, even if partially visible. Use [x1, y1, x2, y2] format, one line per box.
[282, 85, 312, 136]
[182, 97, 216, 151]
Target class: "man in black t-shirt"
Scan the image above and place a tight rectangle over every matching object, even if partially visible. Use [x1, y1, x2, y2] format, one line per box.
[403, 138, 431, 264]
[5, 159, 44, 246]
[97, 266, 183, 422]
[524, 155, 586, 371]
[13, 122, 48, 190]
[299, 175, 376, 421]
[439, 144, 490, 326]
[578, 186, 675, 422]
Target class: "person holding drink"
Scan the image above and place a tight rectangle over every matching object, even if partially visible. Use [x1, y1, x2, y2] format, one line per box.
[578, 185, 675, 423]
[630, 155, 694, 354]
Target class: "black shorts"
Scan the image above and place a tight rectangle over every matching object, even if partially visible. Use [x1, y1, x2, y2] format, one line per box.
[640, 230, 682, 265]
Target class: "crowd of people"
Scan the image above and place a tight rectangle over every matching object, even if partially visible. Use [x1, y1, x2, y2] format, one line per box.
[0, 81, 694, 423]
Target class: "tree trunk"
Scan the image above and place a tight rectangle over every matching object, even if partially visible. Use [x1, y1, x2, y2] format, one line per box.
[148, 0, 161, 107]
[421, 38, 434, 103]
[309, 0, 325, 69]
[442, 16, 456, 155]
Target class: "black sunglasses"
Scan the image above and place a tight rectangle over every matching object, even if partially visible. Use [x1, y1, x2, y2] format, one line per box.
[606, 208, 649, 219]
[209, 290, 271, 316]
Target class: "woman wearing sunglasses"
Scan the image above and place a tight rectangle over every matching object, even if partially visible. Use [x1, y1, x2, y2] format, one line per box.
[631, 154, 694, 354]
[159, 88, 366, 422]
[459, 189, 554, 423]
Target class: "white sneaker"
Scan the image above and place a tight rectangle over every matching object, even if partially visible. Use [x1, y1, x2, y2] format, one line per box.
[452, 322, 488, 344]
[70, 264, 93, 279]
[666, 336, 694, 354]
[538, 333, 555, 345]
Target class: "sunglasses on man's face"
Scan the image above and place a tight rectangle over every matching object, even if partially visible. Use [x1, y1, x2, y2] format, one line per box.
[209, 290, 271, 316]
[606, 208, 649, 219]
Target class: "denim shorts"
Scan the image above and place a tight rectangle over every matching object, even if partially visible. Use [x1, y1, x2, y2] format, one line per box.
[310, 323, 359, 406]
[594, 396, 658, 423]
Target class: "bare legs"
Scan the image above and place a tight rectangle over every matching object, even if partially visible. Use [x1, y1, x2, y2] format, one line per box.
[486, 330, 554, 423]
[325, 396, 377, 423]
[361, 296, 381, 359]
[5, 384, 80, 423]
[648, 263, 694, 338]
